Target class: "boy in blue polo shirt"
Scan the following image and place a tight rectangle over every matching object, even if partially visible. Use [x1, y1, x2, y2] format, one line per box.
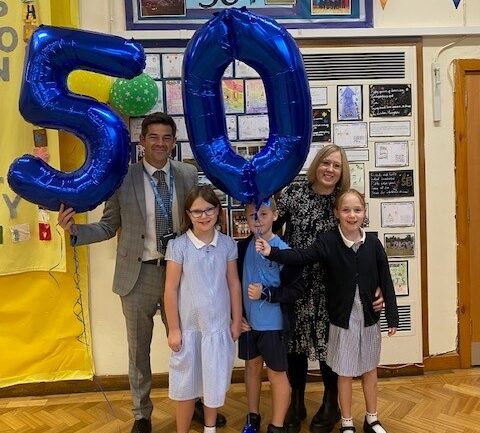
[237, 198, 304, 433]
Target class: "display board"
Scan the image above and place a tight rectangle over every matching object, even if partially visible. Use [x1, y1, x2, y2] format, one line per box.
[129, 44, 422, 365]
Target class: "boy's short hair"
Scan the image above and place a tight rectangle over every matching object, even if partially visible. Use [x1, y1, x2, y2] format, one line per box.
[245, 196, 277, 213]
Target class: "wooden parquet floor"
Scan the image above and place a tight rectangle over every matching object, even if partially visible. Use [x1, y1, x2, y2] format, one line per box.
[1, 368, 480, 433]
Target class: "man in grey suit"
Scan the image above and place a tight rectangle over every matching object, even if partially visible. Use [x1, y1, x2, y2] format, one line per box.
[58, 112, 226, 433]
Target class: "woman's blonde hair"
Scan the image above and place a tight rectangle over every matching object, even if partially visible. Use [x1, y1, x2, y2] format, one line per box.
[306, 144, 350, 193]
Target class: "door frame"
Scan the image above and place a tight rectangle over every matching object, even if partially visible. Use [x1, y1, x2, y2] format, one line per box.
[454, 59, 480, 368]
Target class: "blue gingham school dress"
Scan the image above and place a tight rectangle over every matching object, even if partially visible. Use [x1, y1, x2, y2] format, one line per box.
[165, 230, 237, 407]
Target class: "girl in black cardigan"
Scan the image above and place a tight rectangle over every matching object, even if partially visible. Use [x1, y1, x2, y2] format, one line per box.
[256, 189, 398, 433]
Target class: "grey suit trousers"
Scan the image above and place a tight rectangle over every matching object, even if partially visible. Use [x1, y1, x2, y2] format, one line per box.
[121, 262, 167, 420]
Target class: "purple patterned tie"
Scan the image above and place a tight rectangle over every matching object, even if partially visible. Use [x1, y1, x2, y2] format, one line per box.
[153, 170, 172, 253]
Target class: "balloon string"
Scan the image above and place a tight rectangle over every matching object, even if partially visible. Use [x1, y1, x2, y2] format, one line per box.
[72, 244, 90, 347]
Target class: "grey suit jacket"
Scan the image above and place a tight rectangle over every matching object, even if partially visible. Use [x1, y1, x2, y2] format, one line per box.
[74, 160, 198, 296]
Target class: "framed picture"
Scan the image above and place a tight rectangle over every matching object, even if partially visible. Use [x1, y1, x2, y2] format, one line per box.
[384, 233, 415, 258]
[198, 174, 228, 206]
[381, 201, 415, 227]
[337, 85, 363, 121]
[231, 209, 250, 239]
[218, 208, 229, 235]
[125, 0, 373, 31]
[389, 260, 409, 296]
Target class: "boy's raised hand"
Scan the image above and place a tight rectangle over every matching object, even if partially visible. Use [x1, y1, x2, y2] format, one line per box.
[255, 237, 271, 256]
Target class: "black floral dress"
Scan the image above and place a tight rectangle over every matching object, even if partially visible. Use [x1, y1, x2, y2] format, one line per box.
[277, 180, 338, 361]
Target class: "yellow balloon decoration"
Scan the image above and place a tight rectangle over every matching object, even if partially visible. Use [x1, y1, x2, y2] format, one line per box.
[67, 70, 113, 103]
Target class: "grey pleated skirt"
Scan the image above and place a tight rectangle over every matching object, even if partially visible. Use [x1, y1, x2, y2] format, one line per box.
[326, 287, 381, 377]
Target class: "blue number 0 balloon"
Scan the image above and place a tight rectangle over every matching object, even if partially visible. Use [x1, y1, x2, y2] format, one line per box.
[183, 8, 312, 205]
[8, 26, 145, 212]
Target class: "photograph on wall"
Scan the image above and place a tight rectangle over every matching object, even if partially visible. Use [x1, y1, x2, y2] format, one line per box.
[139, 0, 186, 16]
[369, 84, 412, 118]
[234, 141, 265, 160]
[375, 141, 409, 167]
[389, 260, 409, 296]
[245, 79, 268, 114]
[231, 209, 250, 239]
[222, 79, 245, 114]
[333, 122, 368, 147]
[369, 170, 414, 198]
[162, 53, 184, 78]
[337, 85, 362, 121]
[312, 109, 331, 142]
[126, 0, 373, 30]
[384, 233, 415, 257]
[349, 163, 365, 194]
[381, 201, 415, 227]
[311, 0, 351, 15]
[165, 80, 184, 114]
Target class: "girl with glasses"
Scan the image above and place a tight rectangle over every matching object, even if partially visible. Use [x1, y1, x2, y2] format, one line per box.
[164, 185, 242, 433]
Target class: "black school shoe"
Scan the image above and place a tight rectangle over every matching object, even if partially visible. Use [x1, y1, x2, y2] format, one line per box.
[131, 418, 152, 433]
[266, 424, 286, 433]
[243, 413, 261, 432]
[192, 399, 227, 427]
[363, 417, 385, 433]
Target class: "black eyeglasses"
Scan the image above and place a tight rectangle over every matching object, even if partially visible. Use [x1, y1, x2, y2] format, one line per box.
[188, 206, 217, 218]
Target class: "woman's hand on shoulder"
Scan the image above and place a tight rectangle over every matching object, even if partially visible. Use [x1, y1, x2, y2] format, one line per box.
[168, 328, 182, 352]
[231, 319, 242, 341]
[255, 238, 271, 256]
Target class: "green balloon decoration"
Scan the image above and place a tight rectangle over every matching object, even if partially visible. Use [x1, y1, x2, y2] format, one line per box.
[109, 73, 158, 117]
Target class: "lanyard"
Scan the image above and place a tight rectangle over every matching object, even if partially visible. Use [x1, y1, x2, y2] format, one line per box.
[143, 165, 174, 219]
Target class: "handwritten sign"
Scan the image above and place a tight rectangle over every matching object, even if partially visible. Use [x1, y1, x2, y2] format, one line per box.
[369, 84, 412, 117]
[369, 170, 414, 198]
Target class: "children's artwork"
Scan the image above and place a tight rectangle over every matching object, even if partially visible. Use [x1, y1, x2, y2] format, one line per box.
[311, 0, 352, 15]
[222, 79, 245, 114]
[312, 109, 331, 142]
[332, 122, 368, 147]
[165, 80, 184, 114]
[337, 85, 362, 121]
[369, 170, 414, 198]
[303, 143, 324, 170]
[218, 208, 229, 235]
[375, 141, 409, 167]
[381, 201, 415, 227]
[140, 0, 185, 16]
[179, 142, 201, 172]
[172, 116, 188, 141]
[223, 62, 234, 78]
[146, 81, 164, 114]
[369, 121, 411, 137]
[245, 79, 268, 114]
[198, 174, 228, 205]
[162, 53, 184, 78]
[231, 209, 250, 239]
[129, 117, 144, 143]
[226, 115, 238, 140]
[10, 223, 31, 243]
[238, 115, 269, 140]
[345, 148, 369, 162]
[349, 163, 365, 194]
[384, 233, 415, 257]
[310, 85, 328, 106]
[369, 84, 412, 117]
[389, 260, 409, 296]
[234, 60, 259, 78]
[145, 54, 161, 79]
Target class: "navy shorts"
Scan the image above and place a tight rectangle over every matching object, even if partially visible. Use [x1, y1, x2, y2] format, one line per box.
[238, 329, 288, 372]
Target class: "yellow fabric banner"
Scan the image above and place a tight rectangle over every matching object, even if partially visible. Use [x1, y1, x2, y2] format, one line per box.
[0, 0, 65, 275]
[0, 0, 93, 388]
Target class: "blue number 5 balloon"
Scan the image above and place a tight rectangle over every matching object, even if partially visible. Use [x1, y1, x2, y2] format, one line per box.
[8, 26, 145, 212]
[183, 8, 312, 206]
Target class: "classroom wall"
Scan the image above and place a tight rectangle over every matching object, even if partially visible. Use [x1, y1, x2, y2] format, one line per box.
[78, 0, 480, 374]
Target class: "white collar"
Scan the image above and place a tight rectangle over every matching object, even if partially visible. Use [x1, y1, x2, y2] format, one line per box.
[338, 225, 366, 248]
[187, 229, 219, 249]
[143, 159, 171, 178]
